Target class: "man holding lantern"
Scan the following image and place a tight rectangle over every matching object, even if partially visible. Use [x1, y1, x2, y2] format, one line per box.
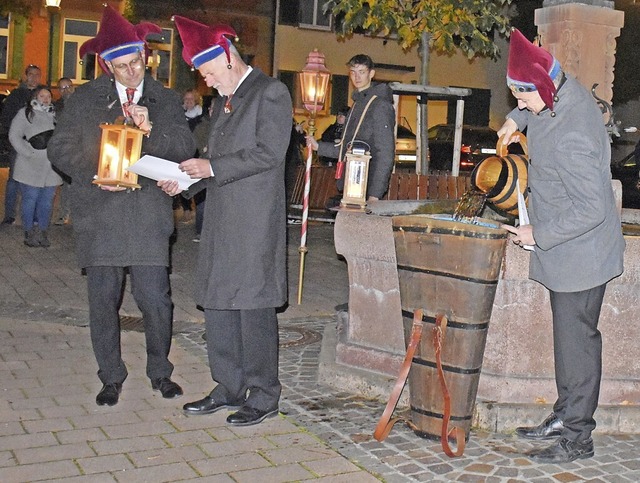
[48, 6, 195, 407]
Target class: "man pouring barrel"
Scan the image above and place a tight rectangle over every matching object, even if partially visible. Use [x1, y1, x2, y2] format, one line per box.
[498, 29, 624, 464]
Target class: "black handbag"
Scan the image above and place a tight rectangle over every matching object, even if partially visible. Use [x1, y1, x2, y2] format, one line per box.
[27, 129, 54, 150]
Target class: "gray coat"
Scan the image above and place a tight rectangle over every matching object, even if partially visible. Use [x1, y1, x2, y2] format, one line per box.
[9, 107, 62, 187]
[188, 69, 291, 310]
[507, 75, 624, 292]
[47, 74, 195, 268]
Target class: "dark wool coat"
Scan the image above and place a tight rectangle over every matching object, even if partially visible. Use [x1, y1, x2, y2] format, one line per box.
[47, 74, 196, 268]
[317, 82, 396, 199]
[188, 69, 291, 310]
[507, 75, 624, 292]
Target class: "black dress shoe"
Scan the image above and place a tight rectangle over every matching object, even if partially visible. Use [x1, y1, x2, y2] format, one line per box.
[529, 437, 594, 463]
[183, 396, 242, 415]
[226, 406, 279, 426]
[151, 378, 183, 399]
[96, 383, 122, 406]
[516, 413, 564, 440]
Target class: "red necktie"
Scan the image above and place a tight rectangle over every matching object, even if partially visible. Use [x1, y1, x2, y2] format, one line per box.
[224, 95, 233, 114]
[123, 88, 136, 119]
[126, 87, 136, 104]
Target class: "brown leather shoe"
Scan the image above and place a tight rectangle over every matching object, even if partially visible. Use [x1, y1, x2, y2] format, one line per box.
[96, 383, 122, 406]
[516, 413, 564, 440]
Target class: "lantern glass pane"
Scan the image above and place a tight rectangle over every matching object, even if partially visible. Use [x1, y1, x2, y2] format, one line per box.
[345, 160, 366, 199]
[101, 130, 122, 180]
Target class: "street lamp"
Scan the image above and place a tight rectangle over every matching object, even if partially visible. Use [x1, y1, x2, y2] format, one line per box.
[296, 49, 331, 304]
[45, 0, 62, 87]
[298, 49, 331, 138]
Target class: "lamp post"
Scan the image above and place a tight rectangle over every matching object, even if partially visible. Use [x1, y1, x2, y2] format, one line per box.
[296, 49, 330, 304]
[45, 0, 62, 87]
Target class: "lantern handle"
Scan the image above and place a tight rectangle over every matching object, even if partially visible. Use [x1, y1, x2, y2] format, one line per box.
[497, 131, 528, 157]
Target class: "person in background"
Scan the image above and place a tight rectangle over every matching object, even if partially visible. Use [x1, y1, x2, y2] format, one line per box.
[162, 15, 291, 426]
[284, 116, 305, 211]
[190, 99, 215, 242]
[318, 106, 349, 166]
[53, 77, 74, 225]
[173, 89, 204, 224]
[498, 28, 625, 464]
[306, 55, 395, 202]
[0, 64, 43, 225]
[48, 6, 195, 407]
[8, 86, 61, 247]
[183, 89, 203, 130]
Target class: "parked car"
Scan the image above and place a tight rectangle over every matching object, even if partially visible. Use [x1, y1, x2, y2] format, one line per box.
[395, 125, 418, 166]
[428, 124, 507, 171]
[395, 123, 522, 172]
[611, 145, 640, 209]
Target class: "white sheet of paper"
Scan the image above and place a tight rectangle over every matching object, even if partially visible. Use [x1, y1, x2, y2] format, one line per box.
[127, 155, 201, 191]
[516, 179, 534, 251]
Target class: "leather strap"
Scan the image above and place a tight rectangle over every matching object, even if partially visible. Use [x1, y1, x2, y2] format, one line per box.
[434, 314, 466, 457]
[373, 308, 423, 442]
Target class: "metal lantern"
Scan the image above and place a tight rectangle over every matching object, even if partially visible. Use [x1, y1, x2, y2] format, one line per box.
[340, 143, 371, 210]
[297, 49, 331, 137]
[93, 123, 144, 189]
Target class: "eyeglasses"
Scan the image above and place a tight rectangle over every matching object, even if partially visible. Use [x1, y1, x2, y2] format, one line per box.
[111, 56, 144, 74]
[59, 85, 73, 90]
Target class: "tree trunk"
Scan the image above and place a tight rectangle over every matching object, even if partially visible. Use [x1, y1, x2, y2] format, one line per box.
[418, 31, 431, 174]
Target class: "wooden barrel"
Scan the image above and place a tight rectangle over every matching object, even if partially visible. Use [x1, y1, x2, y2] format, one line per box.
[392, 214, 508, 440]
[470, 133, 528, 216]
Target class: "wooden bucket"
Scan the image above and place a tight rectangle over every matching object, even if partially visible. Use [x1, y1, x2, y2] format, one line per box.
[470, 133, 528, 216]
[392, 214, 508, 440]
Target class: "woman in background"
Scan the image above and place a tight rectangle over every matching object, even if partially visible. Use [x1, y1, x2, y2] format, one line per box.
[9, 86, 62, 247]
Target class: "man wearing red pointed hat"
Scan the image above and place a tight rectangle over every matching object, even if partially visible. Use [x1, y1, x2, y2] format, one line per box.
[159, 15, 291, 426]
[498, 29, 624, 463]
[48, 6, 195, 407]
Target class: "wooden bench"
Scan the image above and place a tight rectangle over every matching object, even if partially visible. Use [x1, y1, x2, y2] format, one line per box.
[289, 165, 471, 212]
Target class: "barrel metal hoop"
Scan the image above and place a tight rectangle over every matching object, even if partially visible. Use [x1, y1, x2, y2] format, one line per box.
[485, 157, 510, 198]
[409, 406, 473, 422]
[397, 264, 499, 285]
[411, 357, 482, 375]
[401, 310, 489, 330]
[489, 156, 519, 205]
[393, 225, 507, 240]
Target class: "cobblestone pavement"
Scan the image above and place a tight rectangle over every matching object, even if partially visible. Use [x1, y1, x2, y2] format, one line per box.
[1, 183, 640, 481]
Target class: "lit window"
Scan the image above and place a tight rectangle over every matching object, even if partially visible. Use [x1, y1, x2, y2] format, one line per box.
[62, 18, 99, 84]
[299, 0, 332, 30]
[0, 14, 10, 79]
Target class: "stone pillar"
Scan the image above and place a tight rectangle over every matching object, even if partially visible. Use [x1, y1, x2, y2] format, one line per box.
[331, 210, 405, 377]
[535, 0, 624, 120]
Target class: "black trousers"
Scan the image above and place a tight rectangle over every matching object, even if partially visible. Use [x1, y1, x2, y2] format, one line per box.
[85, 265, 174, 385]
[550, 283, 607, 442]
[205, 307, 281, 411]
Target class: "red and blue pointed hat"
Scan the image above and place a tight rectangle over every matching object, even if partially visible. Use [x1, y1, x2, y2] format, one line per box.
[507, 28, 562, 110]
[79, 5, 161, 71]
[172, 15, 238, 69]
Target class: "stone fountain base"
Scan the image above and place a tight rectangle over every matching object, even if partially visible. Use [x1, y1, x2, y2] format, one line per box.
[320, 195, 640, 434]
